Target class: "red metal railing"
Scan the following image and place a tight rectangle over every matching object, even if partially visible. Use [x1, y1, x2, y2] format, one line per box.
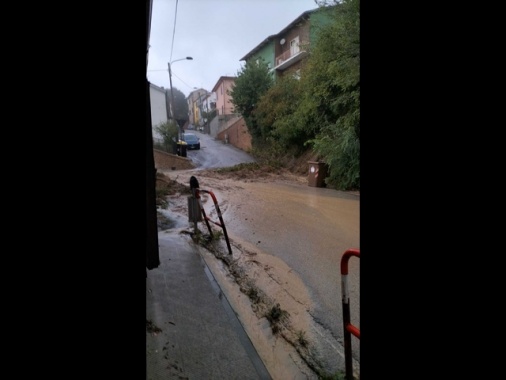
[340, 248, 360, 380]
[192, 185, 233, 256]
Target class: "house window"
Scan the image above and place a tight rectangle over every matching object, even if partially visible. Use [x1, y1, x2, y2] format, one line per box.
[290, 36, 300, 56]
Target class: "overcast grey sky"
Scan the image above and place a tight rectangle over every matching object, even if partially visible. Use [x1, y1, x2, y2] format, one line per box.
[147, 0, 319, 97]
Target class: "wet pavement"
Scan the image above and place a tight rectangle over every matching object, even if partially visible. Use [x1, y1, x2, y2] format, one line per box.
[146, 228, 271, 380]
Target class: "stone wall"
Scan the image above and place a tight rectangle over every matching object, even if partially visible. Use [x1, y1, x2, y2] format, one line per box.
[153, 149, 195, 171]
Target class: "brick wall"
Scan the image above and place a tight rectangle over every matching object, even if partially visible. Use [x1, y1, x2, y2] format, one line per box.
[217, 117, 252, 152]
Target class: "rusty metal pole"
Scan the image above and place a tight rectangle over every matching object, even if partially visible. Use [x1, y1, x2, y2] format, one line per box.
[189, 176, 200, 234]
[196, 189, 213, 236]
[191, 189, 198, 233]
[200, 190, 232, 255]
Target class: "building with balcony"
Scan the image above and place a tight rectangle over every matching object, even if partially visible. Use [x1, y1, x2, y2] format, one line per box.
[240, 6, 333, 80]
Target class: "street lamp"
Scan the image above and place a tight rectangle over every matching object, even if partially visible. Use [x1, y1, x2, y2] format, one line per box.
[168, 56, 193, 141]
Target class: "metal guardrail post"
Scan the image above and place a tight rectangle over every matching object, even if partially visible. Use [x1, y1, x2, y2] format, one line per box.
[189, 176, 201, 234]
[340, 248, 360, 380]
[189, 176, 233, 255]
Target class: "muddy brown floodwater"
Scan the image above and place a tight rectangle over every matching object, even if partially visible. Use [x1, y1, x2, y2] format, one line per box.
[160, 168, 360, 379]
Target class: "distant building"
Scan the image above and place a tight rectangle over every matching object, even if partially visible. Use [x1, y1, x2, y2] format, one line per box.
[149, 82, 169, 144]
[209, 76, 252, 151]
[208, 6, 334, 152]
[212, 76, 236, 116]
[187, 88, 208, 127]
[191, 7, 334, 152]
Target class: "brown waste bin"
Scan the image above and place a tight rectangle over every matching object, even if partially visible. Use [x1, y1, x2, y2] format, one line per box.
[308, 161, 328, 187]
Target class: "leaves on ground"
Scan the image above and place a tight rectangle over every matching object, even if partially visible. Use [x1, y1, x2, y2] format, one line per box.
[146, 319, 162, 334]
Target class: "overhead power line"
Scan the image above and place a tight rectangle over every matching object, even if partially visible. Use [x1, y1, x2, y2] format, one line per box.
[169, 0, 179, 62]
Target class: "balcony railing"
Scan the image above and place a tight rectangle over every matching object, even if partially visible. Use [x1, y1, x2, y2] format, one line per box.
[275, 41, 309, 69]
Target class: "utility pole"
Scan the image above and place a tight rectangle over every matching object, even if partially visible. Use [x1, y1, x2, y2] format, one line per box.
[168, 57, 193, 141]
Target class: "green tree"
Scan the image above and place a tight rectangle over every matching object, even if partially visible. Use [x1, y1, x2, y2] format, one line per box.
[167, 87, 190, 123]
[154, 119, 179, 152]
[300, 0, 360, 189]
[228, 58, 274, 143]
[255, 75, 311, 152]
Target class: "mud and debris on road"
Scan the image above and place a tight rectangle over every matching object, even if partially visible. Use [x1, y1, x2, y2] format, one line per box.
[154, 162, 360, 379]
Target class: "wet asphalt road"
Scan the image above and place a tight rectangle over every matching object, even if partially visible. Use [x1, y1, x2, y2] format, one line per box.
[185, 130, 256, 169]
[184, 131, 360, 363]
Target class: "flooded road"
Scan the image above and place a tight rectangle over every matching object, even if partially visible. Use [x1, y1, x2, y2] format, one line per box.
[187, 130, 256, 169]
[223, 181, 360, 363]
[177, 131, 360, 365]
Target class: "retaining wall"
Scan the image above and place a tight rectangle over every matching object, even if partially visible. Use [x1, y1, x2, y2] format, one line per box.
[153, 149, 195, 171]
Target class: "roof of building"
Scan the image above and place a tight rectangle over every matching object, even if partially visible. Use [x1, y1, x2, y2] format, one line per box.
[149, 82, 167, 93]
[211, 76, 237, 93]
[239, 8, 318, 61]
